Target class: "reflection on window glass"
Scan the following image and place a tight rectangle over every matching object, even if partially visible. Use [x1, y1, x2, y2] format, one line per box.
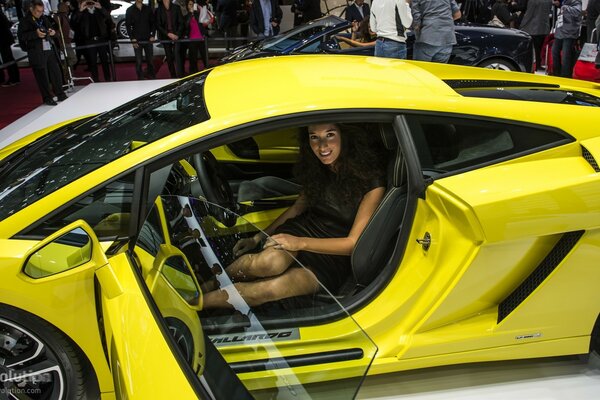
[0, 72, 210, 221]
[133, 195, 377, 399]
[137, 207, 164, 256]
[259, 16, 344, 52]
[24, 172, 136, 239]
[412, 116, 569, 172]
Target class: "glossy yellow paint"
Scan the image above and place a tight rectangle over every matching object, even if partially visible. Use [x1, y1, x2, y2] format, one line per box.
[1, 56, 600, 394]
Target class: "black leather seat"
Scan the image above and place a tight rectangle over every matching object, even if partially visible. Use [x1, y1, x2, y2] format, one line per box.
[351, 124, 408, 288]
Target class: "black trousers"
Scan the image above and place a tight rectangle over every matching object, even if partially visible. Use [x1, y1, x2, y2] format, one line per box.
[31, 50, 65, 102]
[163, 41, 182, 78]
[0, 44, 20, 83]
[86, 39, 111, 82]
[133, 42, 155, 79]
[181, 40, 207, 75]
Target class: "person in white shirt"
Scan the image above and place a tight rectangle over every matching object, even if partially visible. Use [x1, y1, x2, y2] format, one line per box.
[370, 0, 413, 59]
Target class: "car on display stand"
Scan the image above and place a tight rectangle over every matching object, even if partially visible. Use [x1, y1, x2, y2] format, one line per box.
[1, 55, 600, 399]
[220, 15, 535, 72]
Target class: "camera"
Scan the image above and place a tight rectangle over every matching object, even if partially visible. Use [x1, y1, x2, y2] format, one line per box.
[86, 1, 95, 5]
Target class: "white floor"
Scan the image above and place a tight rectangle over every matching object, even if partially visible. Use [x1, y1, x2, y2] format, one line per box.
[358, 354, 600, 399]
[2, 80, 599, 400]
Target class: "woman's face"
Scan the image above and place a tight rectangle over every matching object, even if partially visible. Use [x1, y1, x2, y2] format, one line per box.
[187, 1, 194, 10]
[308, 123, 342, 167]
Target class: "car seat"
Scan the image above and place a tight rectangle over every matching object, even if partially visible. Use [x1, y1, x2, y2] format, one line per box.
[350, 124, 409, 288]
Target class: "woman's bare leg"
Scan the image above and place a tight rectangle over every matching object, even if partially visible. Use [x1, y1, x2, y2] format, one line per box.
[225, 247, 298, 281]
[202, 267, 319, 309]
[200, 247, 297, 293]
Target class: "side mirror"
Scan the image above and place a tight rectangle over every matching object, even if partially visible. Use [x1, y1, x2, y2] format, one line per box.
[24, 227, 92, 278]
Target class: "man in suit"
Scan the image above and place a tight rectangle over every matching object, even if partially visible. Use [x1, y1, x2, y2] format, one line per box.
[249, 0, 282, 37]
[345, 0, 370, 23]
[155, 0, 184, 78]
[18, 0, 67, 105]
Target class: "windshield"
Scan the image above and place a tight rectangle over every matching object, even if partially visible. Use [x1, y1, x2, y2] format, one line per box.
[258, 16, 347, 52]
[0, 72, 210, 221]
[134, 195, 377, 398]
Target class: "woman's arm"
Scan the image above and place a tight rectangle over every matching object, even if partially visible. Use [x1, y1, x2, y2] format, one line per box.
[266, 187, 385, 255]
[234, 194, 307, 256]
[335, 35, 375, 47]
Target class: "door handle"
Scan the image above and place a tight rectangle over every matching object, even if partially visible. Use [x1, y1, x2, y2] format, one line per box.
[416, 232, 431, 251]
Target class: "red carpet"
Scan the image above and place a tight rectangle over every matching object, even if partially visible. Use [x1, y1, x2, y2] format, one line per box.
[0, 58, 210, 131]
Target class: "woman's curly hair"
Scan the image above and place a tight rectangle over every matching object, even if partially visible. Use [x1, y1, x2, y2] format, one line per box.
[294, 124, 387, 208]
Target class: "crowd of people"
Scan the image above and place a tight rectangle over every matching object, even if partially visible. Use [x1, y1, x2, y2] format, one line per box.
[1, 0, 600, 105]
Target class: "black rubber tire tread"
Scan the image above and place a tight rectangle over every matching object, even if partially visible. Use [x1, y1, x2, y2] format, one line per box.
[478, 57, 518, 71]
[0, 303, 91, 400]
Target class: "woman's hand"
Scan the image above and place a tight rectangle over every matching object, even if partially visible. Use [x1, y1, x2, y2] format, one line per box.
[233, 235, 261, 257]
[264, 234, 305, 252]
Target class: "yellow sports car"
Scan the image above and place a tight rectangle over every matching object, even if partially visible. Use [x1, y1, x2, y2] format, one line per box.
[1, 55, 600, 399]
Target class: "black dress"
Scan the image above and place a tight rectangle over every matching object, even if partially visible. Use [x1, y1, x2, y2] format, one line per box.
[275, 172, 385, 292]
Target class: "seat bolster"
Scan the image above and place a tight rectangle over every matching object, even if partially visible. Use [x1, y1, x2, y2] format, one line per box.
[351, 187, 407, 286]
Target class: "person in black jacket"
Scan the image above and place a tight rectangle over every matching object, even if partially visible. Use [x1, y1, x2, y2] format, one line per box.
[296, 0, 321, 23]
[0, 11, 20, 87]
[249, 0, 282, 37]
[345, 0, 370, 23]
[126, 0, 156, 79]
[71, 0, 113, 81]
[18, 0, 67, 105]
[155, 0, 184, 78]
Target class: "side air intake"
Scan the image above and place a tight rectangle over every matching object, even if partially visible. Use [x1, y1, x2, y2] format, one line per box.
[498, 231, 584, 323]
[582, 145, 600, 172]
[443, 80, 559, 90]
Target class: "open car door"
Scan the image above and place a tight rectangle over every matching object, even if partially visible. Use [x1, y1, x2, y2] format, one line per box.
[133, 195, 378, 398]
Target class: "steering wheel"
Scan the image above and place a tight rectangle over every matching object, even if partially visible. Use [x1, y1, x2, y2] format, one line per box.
[192, 152, 237, 226]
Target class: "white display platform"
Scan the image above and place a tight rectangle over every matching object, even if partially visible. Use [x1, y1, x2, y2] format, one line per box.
[1, 80, 599, 400]
[0, 79, 175, 151]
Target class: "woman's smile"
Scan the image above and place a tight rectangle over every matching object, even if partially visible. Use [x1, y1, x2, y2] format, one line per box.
[308, 123, 341, 166]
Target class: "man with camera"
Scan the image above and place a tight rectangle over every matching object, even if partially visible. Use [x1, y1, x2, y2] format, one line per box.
[71, 0, 113, 82]
[18, 0, 67, 105]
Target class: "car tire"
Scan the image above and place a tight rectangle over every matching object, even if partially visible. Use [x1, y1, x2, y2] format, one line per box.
[0, 304, 93, 400]
[117, 20, 129, 39]
[165, 317, 195, 365]
[478, 57, 517, 71]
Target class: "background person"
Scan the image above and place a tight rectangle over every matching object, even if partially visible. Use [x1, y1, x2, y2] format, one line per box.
[182, 0, 206, 74]
[125, 0, 156, 79]
[552, 0, 582, 77]
[370, 0, 412, 59]
[202, 123, 386, 308]
[411, 0, 461, 63]
[72, 0, 113, 82]
[155, 0, 184, 78]
[0, 10, 21, 87]
[519, 0, 552, 71]
[249, 0, 282, 38]
[18, 0, 67, 105]
[345, 0, 370, 23]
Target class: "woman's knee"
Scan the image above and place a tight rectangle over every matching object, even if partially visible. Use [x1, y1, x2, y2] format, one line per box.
[248, 249, 293, 277]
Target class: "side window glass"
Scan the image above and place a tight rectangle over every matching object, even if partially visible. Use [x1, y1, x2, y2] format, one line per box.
[409, 116, 569, 172]
[24, 172, 136, 240]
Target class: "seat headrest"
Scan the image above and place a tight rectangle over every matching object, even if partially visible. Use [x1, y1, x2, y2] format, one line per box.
[379, 124, 397, 150]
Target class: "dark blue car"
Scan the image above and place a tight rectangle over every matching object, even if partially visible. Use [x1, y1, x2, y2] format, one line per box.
[220, 15, 534, 72]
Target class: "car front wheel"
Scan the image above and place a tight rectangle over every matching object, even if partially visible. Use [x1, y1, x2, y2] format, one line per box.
[0, 305, 91, 400]
[478, 57, 517, 71]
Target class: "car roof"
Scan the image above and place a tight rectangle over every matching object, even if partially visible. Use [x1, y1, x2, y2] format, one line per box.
[202, 55, 460, 123]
